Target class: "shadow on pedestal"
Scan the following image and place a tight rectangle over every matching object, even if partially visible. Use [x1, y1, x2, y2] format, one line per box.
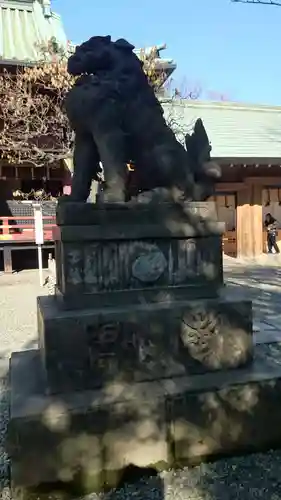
[8, 201, 277, 499]
[7, 345, 281, 499]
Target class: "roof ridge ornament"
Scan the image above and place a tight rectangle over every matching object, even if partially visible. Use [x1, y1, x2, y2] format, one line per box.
[41, 0, 51, 17]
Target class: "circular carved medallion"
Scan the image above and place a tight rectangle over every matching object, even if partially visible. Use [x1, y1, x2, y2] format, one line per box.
[132, 250, 167, 283]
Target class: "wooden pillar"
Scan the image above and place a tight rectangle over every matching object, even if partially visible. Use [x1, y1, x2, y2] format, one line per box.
[236, 182, 263, 258]
[62, 158, 73, 195]
[62, 173, 71, 195]
[3, 246, 12, 273]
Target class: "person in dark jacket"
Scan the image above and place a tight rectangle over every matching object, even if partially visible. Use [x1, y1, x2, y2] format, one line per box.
[264, 213, 280, 254]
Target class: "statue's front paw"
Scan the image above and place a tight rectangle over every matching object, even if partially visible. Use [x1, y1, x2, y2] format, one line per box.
[58, 194, 87, 204]
[57, 195, 72, 204]
[102, 186, 126, 203]
[202, 161, 221, 180]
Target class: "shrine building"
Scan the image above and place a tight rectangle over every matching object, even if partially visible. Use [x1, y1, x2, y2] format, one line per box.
[163, 99, 281, 258]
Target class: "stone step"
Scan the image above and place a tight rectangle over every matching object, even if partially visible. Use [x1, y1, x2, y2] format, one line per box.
[38, 295, 253, 394]
[7, 342, 281, 493]
[255, 329, 281, 345]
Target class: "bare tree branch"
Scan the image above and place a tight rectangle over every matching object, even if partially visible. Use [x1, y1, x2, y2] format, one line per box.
[231, 0, 281, 5]
[0, 41, 169, 167]
[0, 39, 75, 167]
[0, 38, 227, 168]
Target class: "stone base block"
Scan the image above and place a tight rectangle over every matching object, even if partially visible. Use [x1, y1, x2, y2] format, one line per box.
[8, 344, 281, 493]
[8, 350, 168, 492]
[38, 296, 253, 394]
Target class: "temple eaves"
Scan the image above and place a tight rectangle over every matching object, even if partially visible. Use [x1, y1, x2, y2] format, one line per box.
[0, 1, 176, 83]
[0, 0, 68, 64]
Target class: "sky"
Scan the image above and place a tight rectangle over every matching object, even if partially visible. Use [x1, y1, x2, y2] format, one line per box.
[53, 0, 281, 106]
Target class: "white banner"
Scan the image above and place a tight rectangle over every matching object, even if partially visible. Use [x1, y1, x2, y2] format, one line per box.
[33, 203, 44, 245]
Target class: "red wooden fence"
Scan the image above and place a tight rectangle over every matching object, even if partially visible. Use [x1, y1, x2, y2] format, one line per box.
[0, 216, 56, 242]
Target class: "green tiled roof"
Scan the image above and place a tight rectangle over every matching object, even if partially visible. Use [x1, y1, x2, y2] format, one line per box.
[162, 100, 281, 161]
[0, 0, 68, 63]
[0, 2, 176, 83]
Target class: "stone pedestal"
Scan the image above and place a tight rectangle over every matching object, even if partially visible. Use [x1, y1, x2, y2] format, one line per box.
[10, 201, 281, 497]
[53, 201, 224, 309]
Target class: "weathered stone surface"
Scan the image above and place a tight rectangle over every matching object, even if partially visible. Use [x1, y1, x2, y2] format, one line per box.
[55, 236, 223, 301]
[131, 249, 167, 283]
[8, 346, 281, 491]
[38, 295, 253, 394]
[165, 376, 281, 463]
[54, 201, 224, 307]
[56, 201, 218, 227]
[8, 350, 168, 490]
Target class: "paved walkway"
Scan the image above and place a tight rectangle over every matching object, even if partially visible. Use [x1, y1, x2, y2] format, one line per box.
[224, 254, 281, 345]
[0, 270, 49, 361]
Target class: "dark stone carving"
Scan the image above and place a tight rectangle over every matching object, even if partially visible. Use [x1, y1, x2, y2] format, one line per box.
[64, 35, 221, 203]
[58, 236, 222, 301]
[54, 201, 224, 308]
[180, 303, 253, 370]
[38, 296, 253, 394]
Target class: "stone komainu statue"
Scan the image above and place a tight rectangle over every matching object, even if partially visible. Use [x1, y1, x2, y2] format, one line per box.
[64, 35, 221, 203]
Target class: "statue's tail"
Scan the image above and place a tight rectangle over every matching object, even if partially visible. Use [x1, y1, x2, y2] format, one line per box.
[185, 118, 221, 181]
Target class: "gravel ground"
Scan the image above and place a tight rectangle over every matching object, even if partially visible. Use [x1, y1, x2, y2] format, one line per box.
[96, 454, 281, 500]
[1, 265, 281, 499]
[0, 362, 9, 500]
[0, 270, 49, 360]
[0, 270, 49, 499]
